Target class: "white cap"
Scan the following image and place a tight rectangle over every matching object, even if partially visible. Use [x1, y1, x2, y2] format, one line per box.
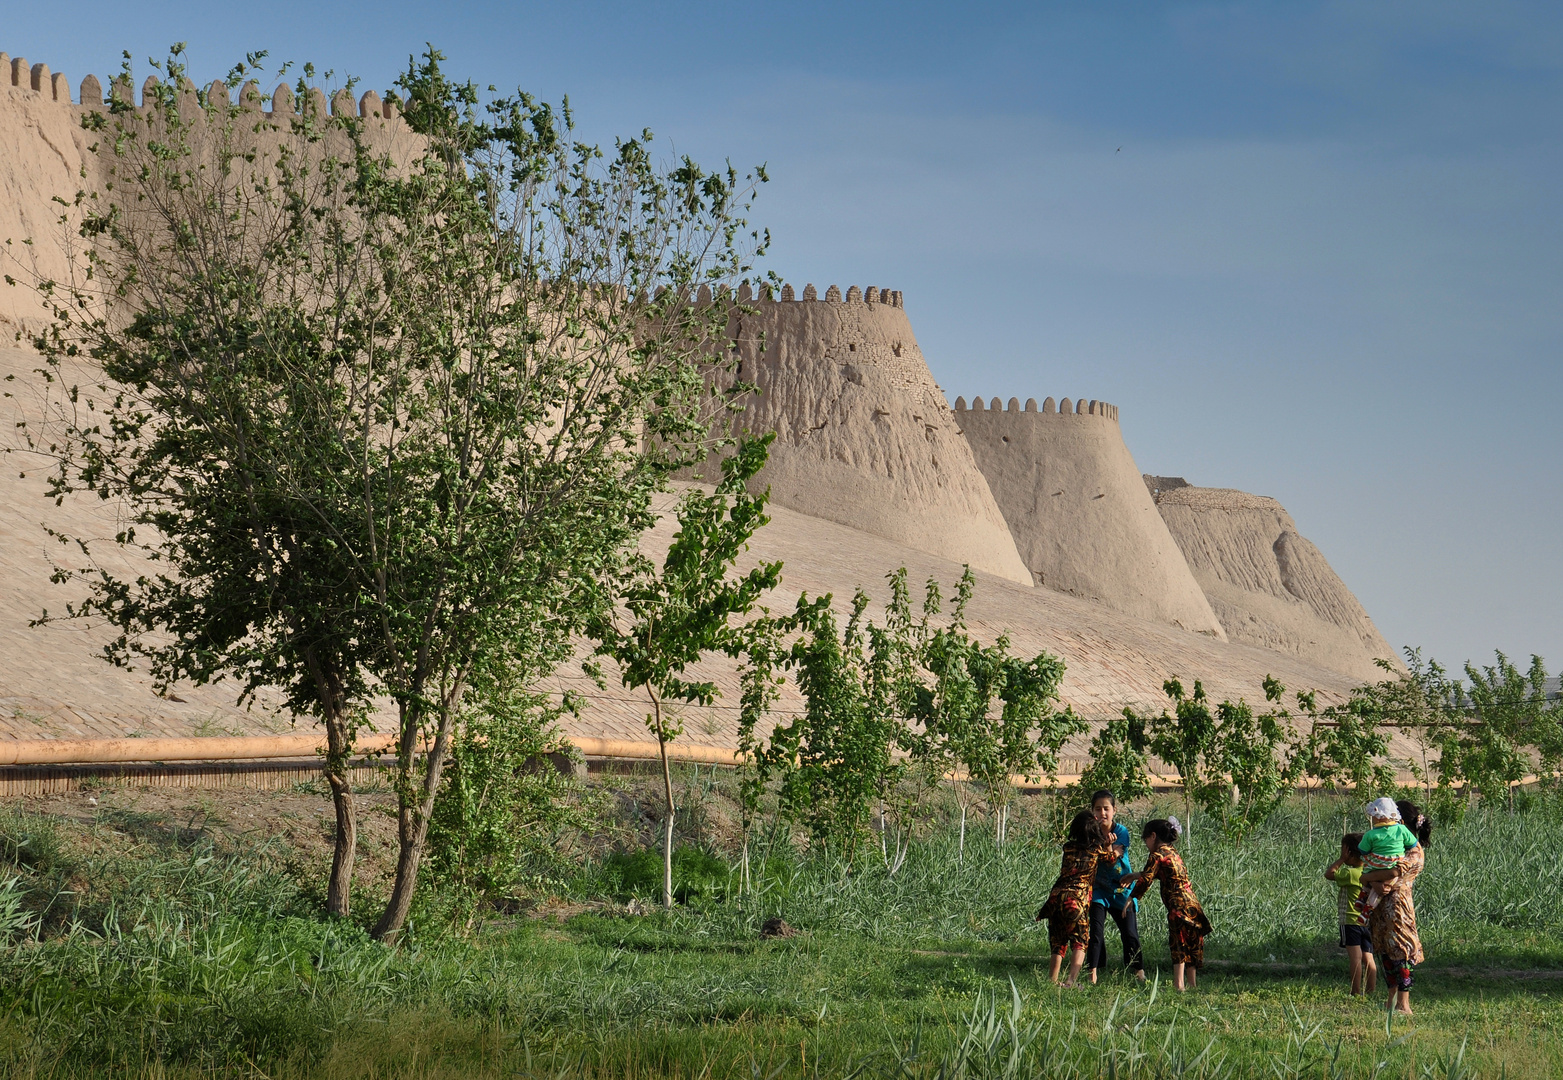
[1366, 797, 1401, 821]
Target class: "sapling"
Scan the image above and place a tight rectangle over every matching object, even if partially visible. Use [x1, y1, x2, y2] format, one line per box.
[592, 435, 781, 908]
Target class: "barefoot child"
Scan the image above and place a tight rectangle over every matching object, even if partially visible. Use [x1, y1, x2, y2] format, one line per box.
[1128, 817, 1212, 992]
[1326, 833, 1377, 995]
[1036, 810, 1115, 987]
[1356, 798, 1420, 918]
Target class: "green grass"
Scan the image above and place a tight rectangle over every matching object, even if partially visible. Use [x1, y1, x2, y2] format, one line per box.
[0, 795, 1559, 1077]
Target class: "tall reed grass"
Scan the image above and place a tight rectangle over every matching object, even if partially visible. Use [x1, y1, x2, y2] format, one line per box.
[0, 797, 1557, 1077]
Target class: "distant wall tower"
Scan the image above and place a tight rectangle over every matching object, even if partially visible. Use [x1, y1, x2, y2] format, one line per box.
[1150, 483, 1400, 680]
[709, 285, 1034, 586]
[955, 395, 1224, 636]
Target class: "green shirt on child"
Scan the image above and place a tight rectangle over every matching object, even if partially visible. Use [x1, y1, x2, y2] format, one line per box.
[1335, 865, 1366, 926]
[1358, 822, 1418, 860]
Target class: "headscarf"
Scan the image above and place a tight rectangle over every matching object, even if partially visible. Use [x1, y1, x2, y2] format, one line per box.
[1366, 797, 1401, 821]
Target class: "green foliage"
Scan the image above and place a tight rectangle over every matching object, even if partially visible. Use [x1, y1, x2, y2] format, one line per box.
[3, 799, 1563, 1076]
[599, 846, 732, 905]
[743, 569, 1076, 859]
[1195, 678, 1298, 841]
[1074, 710, 1153, 805]
[1144, 678, 1217, 828]
[24, 45, 767, 936]
[906, 569, 1081, 844]
[760, 589, 904, 860]
[422, 674, 582, 918]
[591, 434, 782, 906]
[1444, 652, 1563, 809]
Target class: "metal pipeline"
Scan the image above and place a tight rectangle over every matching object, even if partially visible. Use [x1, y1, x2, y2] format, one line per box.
[0, 733, 739, 767]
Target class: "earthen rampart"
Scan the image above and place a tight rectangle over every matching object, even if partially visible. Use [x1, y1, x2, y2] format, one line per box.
[953, 396, 1225, 637]
[693, 285, 1035, 586]
[1151, 484, 1401, 681]
[0, 43, 1403, 724]
[0, 48, 418, 334]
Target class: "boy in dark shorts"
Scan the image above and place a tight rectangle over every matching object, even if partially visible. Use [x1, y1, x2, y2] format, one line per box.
[1325, 832, 1377, 995]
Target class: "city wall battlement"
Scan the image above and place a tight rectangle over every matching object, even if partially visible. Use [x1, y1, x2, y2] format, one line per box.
[0, 44, 1402, 757]
[2, 48, 409, 126]
[955, 395, 1118, 421]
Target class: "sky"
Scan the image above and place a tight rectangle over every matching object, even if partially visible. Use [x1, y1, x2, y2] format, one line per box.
[8, 1, 1561, 672]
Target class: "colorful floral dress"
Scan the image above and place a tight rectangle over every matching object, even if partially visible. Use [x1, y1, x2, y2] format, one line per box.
[1038, 842, 1114, 956]
[1368, 843, 1424, 991]
[1135, 846, 1213, 968]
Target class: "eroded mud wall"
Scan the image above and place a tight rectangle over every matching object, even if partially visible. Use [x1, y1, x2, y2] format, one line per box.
[956, 395, 1224, 637]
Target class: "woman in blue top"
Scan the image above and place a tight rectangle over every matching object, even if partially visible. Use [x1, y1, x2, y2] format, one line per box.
[1085, 789, 1146, 983]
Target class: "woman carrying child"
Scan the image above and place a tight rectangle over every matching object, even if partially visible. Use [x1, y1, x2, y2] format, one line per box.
[1036, 810, 1116, 987]
[1127, 817, 1212, 992]
[1355, 797, 1421, 919]
[1367, 799, 1431, 1017]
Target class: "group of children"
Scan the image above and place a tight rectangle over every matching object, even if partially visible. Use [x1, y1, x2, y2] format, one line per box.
[1038, 790, 1420, 995]
[1037, 789, 1210, 991]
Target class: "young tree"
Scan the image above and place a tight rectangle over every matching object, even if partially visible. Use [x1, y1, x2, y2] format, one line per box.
[422, 665, 581, 924]
[742, 568, 1077, 863]
[1195, 677, 1296, 842]
[23, 48, 765, 937]
[1074, 710, 1153, 807]
[761, 589, 906, 861]
[1447, 652, 1557, 811]
[909, 571, 1078, 849]
[591, 434, 781, 908]
[1145, 678, 1218, 835]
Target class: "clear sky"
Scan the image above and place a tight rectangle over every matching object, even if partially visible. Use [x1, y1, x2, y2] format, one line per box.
[8, 2, 1561, 674]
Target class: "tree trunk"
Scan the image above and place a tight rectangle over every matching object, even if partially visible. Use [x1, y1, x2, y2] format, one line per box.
[656, 699, 676, 909]
[958, 802, 966, 864]
[307, 652, 356, 920]
[372, 702, 458, 942]
[324, 749, 357, 919]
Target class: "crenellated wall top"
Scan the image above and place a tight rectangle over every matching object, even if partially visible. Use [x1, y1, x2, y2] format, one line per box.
[0, 46, 407, 127]
[689, 281, 904, 308]
[953, 395, 1119, 422]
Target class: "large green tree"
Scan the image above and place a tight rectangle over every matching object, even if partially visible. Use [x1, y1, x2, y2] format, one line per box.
[22, 47, 765, 938]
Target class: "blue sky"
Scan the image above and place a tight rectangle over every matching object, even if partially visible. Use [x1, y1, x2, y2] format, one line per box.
[9, 2, 1561, 673]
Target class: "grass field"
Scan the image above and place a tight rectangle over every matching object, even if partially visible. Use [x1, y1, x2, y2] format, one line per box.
[0, 780, 1559, 1078]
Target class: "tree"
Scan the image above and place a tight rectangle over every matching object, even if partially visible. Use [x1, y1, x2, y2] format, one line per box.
[1308, 692, 1397, 804]
[590, 434, 781, 908]
[761, 589, 905, 861]
[1074, 710, 1153, 807]
[422, 666, 581, 925]
[908, 570, 1079, 849]
[739, 569, 1078, 864]
[1446, 652, 1558, 811]
[1145, 679, 1218, 834]
[22, 48, 765, 938]
[1194, 678, 1296, 842]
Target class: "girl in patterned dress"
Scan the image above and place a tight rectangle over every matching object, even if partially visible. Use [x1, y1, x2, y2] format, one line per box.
[1036, 810, 1115, 987]
[1128, 817, 1212, 991]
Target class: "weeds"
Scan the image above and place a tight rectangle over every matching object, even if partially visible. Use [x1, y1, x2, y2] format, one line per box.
[0, 797, 1557, 1076]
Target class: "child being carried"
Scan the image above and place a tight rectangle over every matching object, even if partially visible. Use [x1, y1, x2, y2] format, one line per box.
[1355, 797, 1420, 918]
